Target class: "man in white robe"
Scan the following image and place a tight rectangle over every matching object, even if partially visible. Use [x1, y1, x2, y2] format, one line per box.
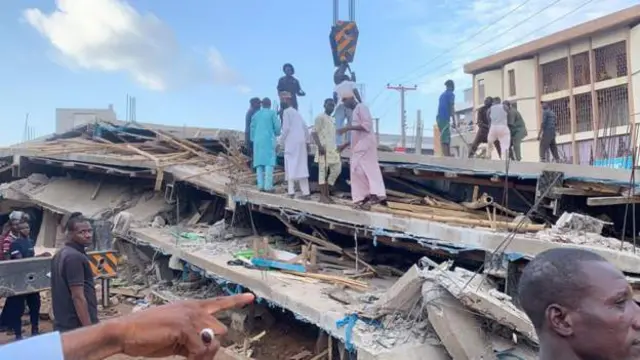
[279, 91, 311, 199]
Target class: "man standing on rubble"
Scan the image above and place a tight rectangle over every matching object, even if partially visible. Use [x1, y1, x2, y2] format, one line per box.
[51, 213, 99, 332]
[436, 80, 456, 157]
[312, 98, 342, 203]
[244, 97, 261, 160]
[519, 248, 640, 360]
[487, 97, 511, 159]
[279, 91, 311, 199]
[250, 97, 281, 192]
[337, 96, 386, 210]
[333, 73, 362, 146]
[467, 97, 496, 158]
[277, 63, 306, 110]
[504, 100, 527, 161]
[539, 102, 560, 163]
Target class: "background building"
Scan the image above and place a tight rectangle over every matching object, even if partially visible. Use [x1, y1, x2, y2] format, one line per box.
[56, 105, 117, 133]
[463, 5, 640, 166]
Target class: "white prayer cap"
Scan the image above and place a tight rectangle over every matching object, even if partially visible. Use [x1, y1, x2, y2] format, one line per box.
[9, 211, 24, 221]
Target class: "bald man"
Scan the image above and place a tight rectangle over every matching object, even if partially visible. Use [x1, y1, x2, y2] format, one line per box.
[518, 248, 640, 360]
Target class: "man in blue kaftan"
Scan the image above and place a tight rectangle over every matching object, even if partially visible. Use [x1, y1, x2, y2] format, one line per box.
[250, 97, 281, 192]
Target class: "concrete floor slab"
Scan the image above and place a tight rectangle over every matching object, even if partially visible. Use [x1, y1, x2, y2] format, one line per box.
[7, 144, 638, 185]
[128, 227, 437, 358]
[168, 165, 640, 275]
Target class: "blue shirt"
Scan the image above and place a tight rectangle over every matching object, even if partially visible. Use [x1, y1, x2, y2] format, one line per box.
[437, 90, 455, 120]
[0, 331, 64, 359]
[9, 236, 35, 259]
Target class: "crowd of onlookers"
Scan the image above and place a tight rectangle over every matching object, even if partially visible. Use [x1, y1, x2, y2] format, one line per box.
[0, 211, 98, 341]
[0, 211, 44, 340]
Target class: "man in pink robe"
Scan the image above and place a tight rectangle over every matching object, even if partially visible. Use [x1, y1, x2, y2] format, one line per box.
[337, 97, 386, 209]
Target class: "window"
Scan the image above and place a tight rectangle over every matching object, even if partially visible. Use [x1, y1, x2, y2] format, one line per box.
[508, 69, 516, 96]
[477, 79, 485, 103]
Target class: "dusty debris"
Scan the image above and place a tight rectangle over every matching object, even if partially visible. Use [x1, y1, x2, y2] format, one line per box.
[528, 212, 634, 252]
[554, 212, 610, 234]
[423, 280, 494, 360]
[423, 264, 538, 344]
[369, 264, 422, 316]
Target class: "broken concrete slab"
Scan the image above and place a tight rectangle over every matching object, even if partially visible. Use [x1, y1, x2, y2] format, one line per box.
[370, 264, 423, 316]
[423, 280, 494, 360]
[167, 165, 640, 275]
[425, 266, 538, 344]
[127, 227, 404, 358]
[554, 212, 610, 234]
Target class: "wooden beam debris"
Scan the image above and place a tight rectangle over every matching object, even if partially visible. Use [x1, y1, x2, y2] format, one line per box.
[587, 196, 640, 206]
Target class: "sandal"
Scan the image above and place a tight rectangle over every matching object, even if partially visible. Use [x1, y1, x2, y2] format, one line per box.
[353, 201, 371, 210]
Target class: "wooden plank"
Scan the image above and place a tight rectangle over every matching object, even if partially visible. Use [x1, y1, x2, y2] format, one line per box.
[587, 196, 640, 206]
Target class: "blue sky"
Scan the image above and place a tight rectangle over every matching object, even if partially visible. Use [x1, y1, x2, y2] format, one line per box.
[0, 0, 636, 145]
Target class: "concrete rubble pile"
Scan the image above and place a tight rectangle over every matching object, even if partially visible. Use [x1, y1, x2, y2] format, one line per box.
[360, 261, 539, 360]
[532, 212, 635, 252]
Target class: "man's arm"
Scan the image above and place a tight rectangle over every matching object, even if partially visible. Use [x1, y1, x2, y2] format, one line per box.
[272, 112, 282, 136]
[538, 112, 547, 140]
[449, 93, 456, 126]
[9, 241, 22, 260]
[353, 87, 363, 104]
[312, 116, 325, 155]
[277, 77, 285, 92]
[250, 113, 257, 143]
[64, 255, 93, 327]
[295, 79, 305, 96]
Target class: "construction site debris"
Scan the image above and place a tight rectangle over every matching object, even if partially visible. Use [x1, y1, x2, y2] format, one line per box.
[533, 212, 634, 252]
[423, 280, 494, 360]
[423, 263, 538, 345]
[369, 264, 422, 316]
[554, 212, 610, 234]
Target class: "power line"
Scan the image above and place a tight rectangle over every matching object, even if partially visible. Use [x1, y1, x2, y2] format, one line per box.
[390, 0, 536, 84]
[410, 0, 595, 86]
[403, 0, 568, 85]
[368, 0, 543, 106]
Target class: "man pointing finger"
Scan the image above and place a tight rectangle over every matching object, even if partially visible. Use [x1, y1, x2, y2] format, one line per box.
[1, 293, 256, 360]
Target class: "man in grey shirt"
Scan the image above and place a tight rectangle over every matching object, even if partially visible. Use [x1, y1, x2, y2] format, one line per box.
[538, 102, 560, 162]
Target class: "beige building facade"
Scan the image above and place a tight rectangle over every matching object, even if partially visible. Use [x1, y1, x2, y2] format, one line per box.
[463, 5, 640, 166]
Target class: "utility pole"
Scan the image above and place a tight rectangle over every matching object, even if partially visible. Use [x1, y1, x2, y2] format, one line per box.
[415, 110, 423, 155]
[386, 84, 417, 148]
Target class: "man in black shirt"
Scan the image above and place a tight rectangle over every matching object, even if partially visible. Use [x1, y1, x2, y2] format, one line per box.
[244, 97, 261, 159]
[51, 213, 99, 332]
[276, 63, 305, 110]
[468, 96, 501, 158]
[4, 222, 41, 339]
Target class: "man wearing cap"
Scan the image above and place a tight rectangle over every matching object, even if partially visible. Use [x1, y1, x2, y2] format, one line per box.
[436, 80, 456, 157]
[277, 63, 306, 110]
[333, 72, 362, 146]
[279, 91, 311, 199]
[337, 96, 386, 210]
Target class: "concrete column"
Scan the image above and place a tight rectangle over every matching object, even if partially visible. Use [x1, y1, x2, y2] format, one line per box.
[36, 209, 60, 248]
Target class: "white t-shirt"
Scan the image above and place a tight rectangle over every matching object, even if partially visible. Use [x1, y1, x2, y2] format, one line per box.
[489, 103, 508, 127]
[334, 81, 356, 105]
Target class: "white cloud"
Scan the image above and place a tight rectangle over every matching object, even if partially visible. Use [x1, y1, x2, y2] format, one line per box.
[402, 0, 638, 95]
[208, 47, 252, 93]
[23, 0, 248, 92]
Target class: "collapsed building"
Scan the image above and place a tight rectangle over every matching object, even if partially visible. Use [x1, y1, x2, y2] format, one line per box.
[1, 121, 640, 359]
